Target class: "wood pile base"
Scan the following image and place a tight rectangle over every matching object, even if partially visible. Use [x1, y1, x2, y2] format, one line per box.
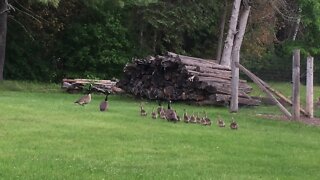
[118, 52, 260, 106]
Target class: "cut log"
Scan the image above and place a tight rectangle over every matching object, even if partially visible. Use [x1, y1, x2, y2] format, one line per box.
[118, 52, 258, 106]
[62, 78, 120, 94]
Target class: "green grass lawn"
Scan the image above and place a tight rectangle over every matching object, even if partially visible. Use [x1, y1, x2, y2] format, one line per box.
[1, 81, 320, 179]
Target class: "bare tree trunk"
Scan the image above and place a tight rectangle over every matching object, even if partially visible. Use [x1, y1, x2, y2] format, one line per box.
[0, 0, 8, 81]
[292, 7, 301, 41]
[230, 6, 251, 112]
[220, 0, 242, 67]
[217, 0, 228, 63]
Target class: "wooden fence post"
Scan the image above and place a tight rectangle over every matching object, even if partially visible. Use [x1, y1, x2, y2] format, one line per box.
[292, 49, 300, 120]
[306, 56, 314, 118]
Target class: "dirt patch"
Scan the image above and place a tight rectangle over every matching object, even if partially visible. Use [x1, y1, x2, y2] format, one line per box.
[256, 114, 320, 126]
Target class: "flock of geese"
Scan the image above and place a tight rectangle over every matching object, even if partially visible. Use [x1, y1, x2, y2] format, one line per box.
[140, 101, 238, 129]
[74, 84, 238, 130]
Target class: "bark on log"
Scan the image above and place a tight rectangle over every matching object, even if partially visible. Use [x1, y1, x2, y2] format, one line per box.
[62, 78, 119, 94]
[118, 52, 258, 106]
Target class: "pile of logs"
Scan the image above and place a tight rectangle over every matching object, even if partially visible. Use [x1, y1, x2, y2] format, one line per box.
[117, 52, 260, 106]
[62, 78, 122, 94]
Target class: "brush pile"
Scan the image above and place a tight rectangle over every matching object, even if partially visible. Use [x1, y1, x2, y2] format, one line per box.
[118, 52, 260, 106]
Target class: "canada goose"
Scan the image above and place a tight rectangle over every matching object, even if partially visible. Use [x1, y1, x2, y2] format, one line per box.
[75, 84, 93, 105]
[159, 108, 166, 119]
[140, 103, 147, 116]
[183, 109, 190, 123]
[200, 112, 207, 125]
[151, 107, 158, 119]
[217, 115, 225, 127]
[206, 119, 212, 126]
[190, 111, 196, 123]
[175, 110, 181, 121]
[165, 100, 178, 122]
[203, 111, 211, 126]
[100, 91, 111, 111]
[196, 112, 201, 124]
[230, 117, 238, 130]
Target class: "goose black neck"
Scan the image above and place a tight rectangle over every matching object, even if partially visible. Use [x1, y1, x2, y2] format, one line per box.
[105, 95, 108, 101]
[167, 100, 171, 109]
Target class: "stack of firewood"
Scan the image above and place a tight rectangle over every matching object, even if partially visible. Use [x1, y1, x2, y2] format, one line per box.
[117, 52, 260, 106]
[62, 78, 123, 94]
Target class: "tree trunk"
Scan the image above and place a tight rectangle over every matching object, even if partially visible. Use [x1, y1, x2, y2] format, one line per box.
[216, 0, 228, 63]
[220, 0, 242, 67]
[230, 6, 251, 112]
[0, 0, 8, 81]
[292, 7, 301, 41]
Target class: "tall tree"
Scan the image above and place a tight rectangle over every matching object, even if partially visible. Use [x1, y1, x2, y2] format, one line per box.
[220, 0, 242, 67]
[216, 0, 228, 63]
[0, 0, 8, 81]
[0, 0, 61, 81]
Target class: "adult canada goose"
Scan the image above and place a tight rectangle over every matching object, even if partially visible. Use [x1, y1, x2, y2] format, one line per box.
[217, 115, 225, 127]
[183, 109, 190, 123]
[74, 84, 93, 106]
[140, 103, 147, 116]
[151, 107, 158, 119]
[165, 100, 178, 122]
[230, 117, 238, 130]
[100, 90, 111, 111]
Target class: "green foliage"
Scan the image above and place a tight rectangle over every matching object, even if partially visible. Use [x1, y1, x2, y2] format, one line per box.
[6, 0, 135, 81]
[5, 0, 320, 83]
[56, 11, 133, 79]
[278, 0, 320, 56]
[125, 0, 221, 57]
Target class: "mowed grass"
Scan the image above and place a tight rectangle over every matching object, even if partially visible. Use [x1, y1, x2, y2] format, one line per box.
[1, 81, 320, 179]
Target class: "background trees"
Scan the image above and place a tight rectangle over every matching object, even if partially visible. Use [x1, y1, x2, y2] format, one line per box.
[2, 0, 320, 82]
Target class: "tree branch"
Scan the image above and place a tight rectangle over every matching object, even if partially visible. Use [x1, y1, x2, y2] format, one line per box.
[8, 15, 35, 41]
